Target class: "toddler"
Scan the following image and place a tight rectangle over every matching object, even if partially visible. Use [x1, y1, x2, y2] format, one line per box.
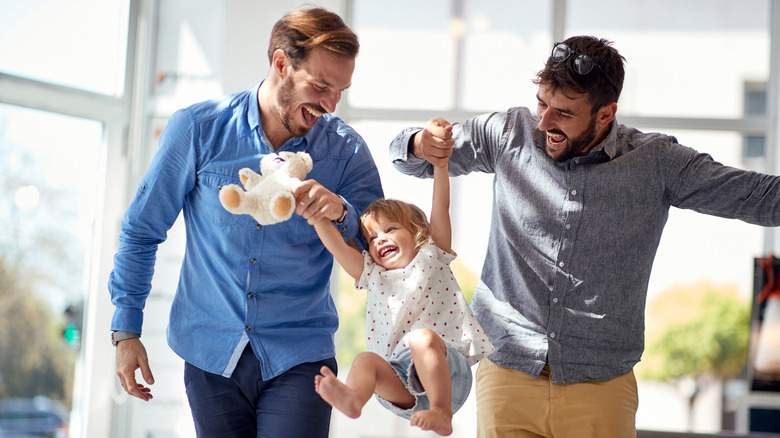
[311, 121, 493, 436]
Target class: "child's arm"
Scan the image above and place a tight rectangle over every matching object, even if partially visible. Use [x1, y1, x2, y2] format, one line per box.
[313, 219, 365, 281]
[428, 161, 452, 254]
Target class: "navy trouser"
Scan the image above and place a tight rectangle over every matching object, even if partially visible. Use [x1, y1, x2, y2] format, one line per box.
[184, 345, 337, 438]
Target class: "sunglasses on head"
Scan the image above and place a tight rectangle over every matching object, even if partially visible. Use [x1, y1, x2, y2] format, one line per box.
[550, 42, 617, 92]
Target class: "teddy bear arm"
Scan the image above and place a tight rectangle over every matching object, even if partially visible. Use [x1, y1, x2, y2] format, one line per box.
[239, 168, 263, 189]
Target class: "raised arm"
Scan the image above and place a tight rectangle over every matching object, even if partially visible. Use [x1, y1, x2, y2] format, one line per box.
[313, 219, 365, 281]
[426, 119, 454, 254]
[428, 163, 452, 254]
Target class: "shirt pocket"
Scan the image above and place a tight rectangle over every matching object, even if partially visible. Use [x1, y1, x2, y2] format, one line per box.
[197, 171, 243, 227]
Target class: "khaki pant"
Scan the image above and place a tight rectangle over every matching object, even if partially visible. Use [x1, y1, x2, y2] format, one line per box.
[475, 359, 638, 438]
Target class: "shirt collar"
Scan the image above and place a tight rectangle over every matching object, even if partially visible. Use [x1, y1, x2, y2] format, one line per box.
[566, 119, 619, 166]
[599, 119, 621, 159]
[247, 81, 262, 132]
[248, 80, 309, 151]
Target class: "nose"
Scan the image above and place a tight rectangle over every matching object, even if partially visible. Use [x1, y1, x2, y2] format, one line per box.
[321, 90, 341, 114]
[537, 108, 553, 132]
[374, 232, 388, 244]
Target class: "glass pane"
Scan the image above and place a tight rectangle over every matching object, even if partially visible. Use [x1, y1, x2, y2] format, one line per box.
[0, 104, 103, 434]
[349, 0, 553, 112]
[154, 0, 227, 107]
[0, 0, 130, 96]
[566, 0, 770, 119]
[349, 0, 456, 110]
[461, 0, 553, 111]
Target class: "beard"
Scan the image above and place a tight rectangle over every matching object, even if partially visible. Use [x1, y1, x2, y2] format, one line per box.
[276, 75, 322, 139]
[543, 114, 598, 162]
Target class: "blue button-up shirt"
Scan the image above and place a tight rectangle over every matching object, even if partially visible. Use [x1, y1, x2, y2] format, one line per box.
[109, 83, 383, 378]
[390, 107, 780, 384]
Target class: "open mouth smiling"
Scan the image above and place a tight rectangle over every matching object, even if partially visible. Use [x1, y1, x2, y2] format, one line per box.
[302, 105, 323, 127]
[547, 131, 566, 146]
[379, 246, 398, 258]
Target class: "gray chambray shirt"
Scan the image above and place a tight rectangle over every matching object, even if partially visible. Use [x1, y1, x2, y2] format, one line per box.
[389, 106, 780, 384]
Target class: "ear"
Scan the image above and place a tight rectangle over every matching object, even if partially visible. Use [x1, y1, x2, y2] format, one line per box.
[596, 102, 617, 128]
[297, 151, 313, 173]
[271, 49, 289, 78]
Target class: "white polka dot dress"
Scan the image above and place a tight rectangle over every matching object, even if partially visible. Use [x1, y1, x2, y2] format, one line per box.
[357, 238, 494, 366]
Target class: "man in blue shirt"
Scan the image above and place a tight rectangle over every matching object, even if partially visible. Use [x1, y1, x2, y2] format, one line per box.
[109, 7, 383, 437]
[390, 36, 780, 437]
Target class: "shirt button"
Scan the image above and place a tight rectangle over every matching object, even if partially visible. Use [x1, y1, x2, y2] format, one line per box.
[558, 261, 565, 268]
[256, 223, 262, 230]
[251, 258, 257, 264]
[552, 297, 559, 303]
[550, 332, 556, 338]
[246, 325, 252, 331]
[247, 292, 254, 298]
[571, 189, 577, 196]
[565, 224, 571, 230]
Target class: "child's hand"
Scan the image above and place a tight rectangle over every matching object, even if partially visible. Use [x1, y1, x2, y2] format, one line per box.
[415, 118, 453, 167]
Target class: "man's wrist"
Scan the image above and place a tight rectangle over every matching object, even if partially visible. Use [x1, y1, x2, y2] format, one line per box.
[111, 331, 140, 346]
[333, 195, 348, 225]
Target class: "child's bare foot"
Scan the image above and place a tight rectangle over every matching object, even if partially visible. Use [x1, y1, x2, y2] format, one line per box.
[410, 408, 453, 436]
[314, 366, 363, 419]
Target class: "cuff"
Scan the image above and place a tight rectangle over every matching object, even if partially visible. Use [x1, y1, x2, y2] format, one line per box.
[110, 306, 144, 335]
[389, 128, 423, 164]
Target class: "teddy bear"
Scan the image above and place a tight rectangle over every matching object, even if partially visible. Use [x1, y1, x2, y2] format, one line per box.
[219, 151, 313, 225]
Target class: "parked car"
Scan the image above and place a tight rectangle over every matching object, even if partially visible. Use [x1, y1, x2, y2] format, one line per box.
[0, 396, 68, 438]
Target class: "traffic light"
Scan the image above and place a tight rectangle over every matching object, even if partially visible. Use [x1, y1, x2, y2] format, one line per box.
[62, 303, 83, 348]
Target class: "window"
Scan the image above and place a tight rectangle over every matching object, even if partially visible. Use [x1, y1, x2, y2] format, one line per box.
[460, 0, 552, 111]
[567, 0, 770, 119]
[349, 0, 458, 110]
[0, 104, 103, 419]
[744, 136, 766, 160]
[0, 0, 130, 96]
[0, 2, 132, 436]
[743, 82, 767, 161]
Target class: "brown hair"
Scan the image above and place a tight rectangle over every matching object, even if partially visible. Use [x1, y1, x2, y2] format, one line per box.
[534, 35, 625, 113]
[360, 199, 430, 253]
[267, 7, 359, 69]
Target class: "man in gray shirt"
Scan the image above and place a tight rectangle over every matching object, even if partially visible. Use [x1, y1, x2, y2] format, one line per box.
[389, 35, 780, 437]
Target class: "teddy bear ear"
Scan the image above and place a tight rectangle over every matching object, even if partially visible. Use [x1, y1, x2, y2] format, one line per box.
[297, 151, 313, 172]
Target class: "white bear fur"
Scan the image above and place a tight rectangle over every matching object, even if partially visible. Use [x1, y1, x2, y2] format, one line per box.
[219, 151, 313, 225]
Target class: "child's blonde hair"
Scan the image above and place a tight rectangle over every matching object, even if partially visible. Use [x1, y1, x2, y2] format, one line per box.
[360, 199, 430, 252]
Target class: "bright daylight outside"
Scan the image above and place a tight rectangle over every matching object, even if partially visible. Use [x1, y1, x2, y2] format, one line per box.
[1, 0, 780, 437]
[0, 0, 125, 437]
[0, 105, 102, 436]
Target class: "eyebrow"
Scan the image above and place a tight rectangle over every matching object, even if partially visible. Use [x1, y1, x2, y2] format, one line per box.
[536, 92, 576, 116]
[311, 74, 351, 91]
